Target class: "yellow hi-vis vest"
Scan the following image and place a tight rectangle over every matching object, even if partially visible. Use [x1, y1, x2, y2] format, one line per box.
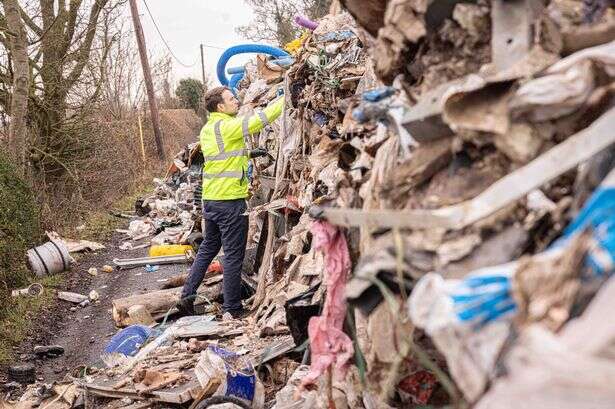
[201, 96, 285, 200]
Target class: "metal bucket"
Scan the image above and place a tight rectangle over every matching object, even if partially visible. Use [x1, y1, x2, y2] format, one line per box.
[27, 240, 70, 276]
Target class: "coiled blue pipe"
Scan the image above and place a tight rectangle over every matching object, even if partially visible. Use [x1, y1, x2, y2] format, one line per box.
[229, 73, 244, 92]
[217, 44, 290, 87]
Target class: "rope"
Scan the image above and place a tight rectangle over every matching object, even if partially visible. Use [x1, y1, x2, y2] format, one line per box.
[141, 0, 197, 68]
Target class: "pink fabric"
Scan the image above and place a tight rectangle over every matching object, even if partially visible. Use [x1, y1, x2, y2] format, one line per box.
[301, 221, 354, 388]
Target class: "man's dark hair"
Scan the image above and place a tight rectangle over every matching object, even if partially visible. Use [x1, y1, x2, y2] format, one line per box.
[203, 86, 229, 113]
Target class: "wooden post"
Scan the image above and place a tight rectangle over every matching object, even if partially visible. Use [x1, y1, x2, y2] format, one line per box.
[200, 44, 207, 89]
[129, 0, 165, 160]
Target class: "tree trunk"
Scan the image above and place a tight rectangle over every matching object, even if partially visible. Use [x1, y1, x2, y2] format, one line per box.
[3, 0, 30, 171]
[111, 282, 222, 327]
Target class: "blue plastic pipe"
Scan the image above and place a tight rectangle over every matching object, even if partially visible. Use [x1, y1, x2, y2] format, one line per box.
[229, 73, 244, 93]
[217, 44, 290, 87]
[227, 66, 248, 75]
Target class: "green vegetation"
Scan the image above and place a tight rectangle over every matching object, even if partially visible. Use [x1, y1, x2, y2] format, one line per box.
[0, 150, 42, 293]
[176, 78, 205, 114]
[0, 275, 62, 364]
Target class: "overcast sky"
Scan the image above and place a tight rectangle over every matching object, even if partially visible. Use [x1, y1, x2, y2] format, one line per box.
[135, 0, 261, 87]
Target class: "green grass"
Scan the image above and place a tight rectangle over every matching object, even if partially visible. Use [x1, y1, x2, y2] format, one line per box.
[0, 275, 63, 364]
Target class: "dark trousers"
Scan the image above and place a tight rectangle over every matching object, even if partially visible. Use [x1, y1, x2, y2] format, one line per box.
[181, 199, 248, 312]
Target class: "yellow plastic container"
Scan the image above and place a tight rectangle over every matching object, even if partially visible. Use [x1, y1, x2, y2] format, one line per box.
[148, 244, 193, 257]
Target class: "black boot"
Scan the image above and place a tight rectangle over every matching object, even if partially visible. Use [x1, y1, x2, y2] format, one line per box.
[176, 298, 195, 317]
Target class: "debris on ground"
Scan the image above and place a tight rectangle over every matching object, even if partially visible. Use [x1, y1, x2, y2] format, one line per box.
[10, 283, 44, 298]
[33, 345, 65, 359]
[9, 1, 615, 408]
[47, 231, 106, 253]
[57, 291, 88, 304]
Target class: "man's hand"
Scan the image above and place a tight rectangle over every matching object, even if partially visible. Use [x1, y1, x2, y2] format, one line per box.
[249, 147, 268, 158]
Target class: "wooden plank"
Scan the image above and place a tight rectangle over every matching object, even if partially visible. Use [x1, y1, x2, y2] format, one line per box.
[316, 107, 615, 230]
[81, 373, 201, 404]
[250, 335, 296, 367]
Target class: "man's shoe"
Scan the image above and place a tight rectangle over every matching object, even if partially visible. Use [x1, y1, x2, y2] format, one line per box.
[227, 308, 248, 320]
[175, 298, 195, 317]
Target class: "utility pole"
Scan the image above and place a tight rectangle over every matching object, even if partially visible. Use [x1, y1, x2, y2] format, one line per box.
[200, 44, 207, 89]
[129, 0, 165, 160]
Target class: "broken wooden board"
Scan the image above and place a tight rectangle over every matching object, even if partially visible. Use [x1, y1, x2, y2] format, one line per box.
[171, 315, 242, 339]
[249, 335, 296, 367]
[80, 371, 201, 404]
[315, 106, 615, 230]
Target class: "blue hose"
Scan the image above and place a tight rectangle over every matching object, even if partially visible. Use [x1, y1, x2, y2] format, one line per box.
[217, 44, 290, 87]
[229, 73, 244, 93]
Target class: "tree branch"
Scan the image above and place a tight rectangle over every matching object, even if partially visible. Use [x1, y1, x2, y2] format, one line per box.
[60, 0, 83, 56]
[64, 0, 109, 88]
[18, 3, 43, 36]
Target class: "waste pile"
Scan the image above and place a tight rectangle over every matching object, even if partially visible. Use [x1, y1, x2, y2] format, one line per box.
[122, 142, 205, 249]
[229, 0, 615, 407]
[6, 1, 615, 408]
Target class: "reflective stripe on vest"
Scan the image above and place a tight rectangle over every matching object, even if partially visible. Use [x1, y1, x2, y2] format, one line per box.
[257, 110, 269, 128]
[214, 121, 225, 152]
[242, 116, 250, 140]
[202, 120, 249, 163]
[203, 170, 243, 179]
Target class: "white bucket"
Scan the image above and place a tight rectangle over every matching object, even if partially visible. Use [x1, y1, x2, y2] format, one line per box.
[27, 240, 71, 276]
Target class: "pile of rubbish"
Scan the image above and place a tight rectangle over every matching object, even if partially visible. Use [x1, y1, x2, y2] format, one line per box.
[225, 0, 615, 407]
[123, 142, 205, 249]
[6, 0, 615, 408]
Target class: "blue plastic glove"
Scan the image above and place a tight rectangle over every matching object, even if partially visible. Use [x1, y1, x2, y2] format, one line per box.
[448, 263, 517, 329]
[449, 170, 615, 330]
[552, 180, 615, 277]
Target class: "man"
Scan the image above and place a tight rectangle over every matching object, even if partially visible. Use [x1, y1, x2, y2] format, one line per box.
[178, 86, 284, 318]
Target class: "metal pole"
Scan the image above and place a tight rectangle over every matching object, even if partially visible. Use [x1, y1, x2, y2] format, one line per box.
[129, 0, 165, 160]
[200, 44, 206, 89]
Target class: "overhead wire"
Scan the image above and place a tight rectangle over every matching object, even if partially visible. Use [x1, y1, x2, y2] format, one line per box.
[141, 0, 197, 68]
[200, 44, 226, 51]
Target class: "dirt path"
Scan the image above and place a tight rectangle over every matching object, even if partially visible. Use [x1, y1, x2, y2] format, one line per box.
[18, 230, 188, 382]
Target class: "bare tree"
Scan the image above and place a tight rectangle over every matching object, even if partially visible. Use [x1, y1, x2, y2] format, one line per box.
[0, 0, 125, 177]
[1, 0, 29, 171]
[95, 17, 173, 120]
[237, 0, 332, 46]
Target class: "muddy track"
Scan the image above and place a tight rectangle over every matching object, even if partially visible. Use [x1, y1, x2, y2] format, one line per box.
[15, 231, 187, 382]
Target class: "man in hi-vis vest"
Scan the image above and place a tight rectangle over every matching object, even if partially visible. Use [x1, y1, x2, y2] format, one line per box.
[178, 86, 284, 318]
